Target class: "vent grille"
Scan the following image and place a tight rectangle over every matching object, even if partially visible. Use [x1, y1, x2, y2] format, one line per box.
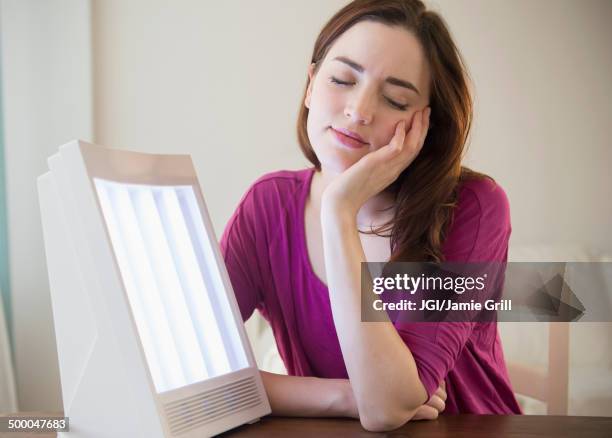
[163, 377, 260, 436]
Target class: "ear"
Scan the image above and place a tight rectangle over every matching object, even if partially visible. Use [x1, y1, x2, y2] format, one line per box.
[305, 63, 316, 109]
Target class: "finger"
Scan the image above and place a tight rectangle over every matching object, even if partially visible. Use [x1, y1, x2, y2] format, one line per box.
[434, 388, 447, 402]
[404, 109, 424, 150]
[391, 120, 407, 152]
[426, 394, 446, 413]
[392, 111, 425, 172]
[418, 107, 431, 146]
[412, 404, 438, 421]
[411, 404, 439, 421]
[405, 108, 430, 154]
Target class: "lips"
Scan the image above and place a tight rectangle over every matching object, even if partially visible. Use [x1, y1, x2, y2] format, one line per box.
[330, 127, 369, 149]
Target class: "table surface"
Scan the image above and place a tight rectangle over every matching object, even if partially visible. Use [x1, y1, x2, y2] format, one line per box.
[2, 413, 611, 437]
[220, 414, 612, 438]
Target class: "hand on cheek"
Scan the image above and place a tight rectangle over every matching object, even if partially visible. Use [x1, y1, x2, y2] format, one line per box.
[383, 109, 420, 150]
[321, 107, 431, 216]
[390, 107, 430, 155]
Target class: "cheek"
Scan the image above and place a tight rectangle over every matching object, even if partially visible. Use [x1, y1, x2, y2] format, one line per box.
[372, 121, 401, 149]
[373, 110, 417, 148]
[311, 82, 343, 117]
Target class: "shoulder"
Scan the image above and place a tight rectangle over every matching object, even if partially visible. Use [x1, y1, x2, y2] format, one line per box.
[227, 168, 313, 232]
[456, 177, 510, 225]
[443, 177, 511, 262]
[246, 168, 313, 202]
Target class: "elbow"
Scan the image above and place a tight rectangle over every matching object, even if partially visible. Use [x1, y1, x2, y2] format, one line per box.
[357, 380, 429, 431]
[359, 406, 419, 432]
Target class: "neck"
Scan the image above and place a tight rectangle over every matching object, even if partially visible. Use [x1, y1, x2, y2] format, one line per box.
[310, 167, 395, 228]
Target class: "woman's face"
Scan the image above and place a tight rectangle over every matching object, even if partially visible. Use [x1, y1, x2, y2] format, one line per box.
[305, 21, 431, 174]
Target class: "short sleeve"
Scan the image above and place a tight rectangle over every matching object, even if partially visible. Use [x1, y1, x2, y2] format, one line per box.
[443, 178, 511, 263]
[220, 185, 266, 322]
[395, 178, 512, 398]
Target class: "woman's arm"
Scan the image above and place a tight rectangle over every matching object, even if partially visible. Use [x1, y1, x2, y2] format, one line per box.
[260, 371, 445, 421]
[260, 371, 358, 418]
[320, 209, 428, 431]
[319, 110, 433, 431]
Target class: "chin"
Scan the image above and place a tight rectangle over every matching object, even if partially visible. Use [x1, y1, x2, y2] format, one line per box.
[309, 131, 368, 172]
[316, 150, 360, 174]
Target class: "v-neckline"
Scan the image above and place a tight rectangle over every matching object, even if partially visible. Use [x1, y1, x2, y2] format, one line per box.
[298, 168, 329, 290]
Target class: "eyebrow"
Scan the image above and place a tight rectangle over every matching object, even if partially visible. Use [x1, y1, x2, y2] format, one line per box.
[333, 56, 420, 95]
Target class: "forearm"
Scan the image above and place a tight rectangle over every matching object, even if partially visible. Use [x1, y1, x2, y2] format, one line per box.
[320, 205, 428, 426]
[260, 371, 358, 418]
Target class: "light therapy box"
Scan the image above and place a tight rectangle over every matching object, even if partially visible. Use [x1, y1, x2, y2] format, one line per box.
[38, 140, 270, 437]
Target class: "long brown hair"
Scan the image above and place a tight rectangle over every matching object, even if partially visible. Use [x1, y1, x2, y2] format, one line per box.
[297, 0, 486, 262]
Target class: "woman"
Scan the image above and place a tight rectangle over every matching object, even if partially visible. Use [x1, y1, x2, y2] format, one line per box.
[220, 0, 521, 431]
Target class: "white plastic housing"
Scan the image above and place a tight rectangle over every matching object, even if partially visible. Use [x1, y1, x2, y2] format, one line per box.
[38, 140, 270, 437]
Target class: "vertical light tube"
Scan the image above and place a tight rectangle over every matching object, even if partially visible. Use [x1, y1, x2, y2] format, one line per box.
[100, 181, 186, 391]
[178, 188, 247, 370]
[130, 188, 209, 384]
[96, 183, 169, 391]
[154, 188, 232, 376]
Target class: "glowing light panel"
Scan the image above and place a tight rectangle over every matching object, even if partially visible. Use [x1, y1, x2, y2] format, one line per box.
[95, 180, 247, 393]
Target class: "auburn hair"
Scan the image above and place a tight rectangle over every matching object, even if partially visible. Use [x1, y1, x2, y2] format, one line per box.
[296, 0, 487, 262]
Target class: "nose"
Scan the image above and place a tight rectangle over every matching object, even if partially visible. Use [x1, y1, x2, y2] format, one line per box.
[344, 89, 374, 125]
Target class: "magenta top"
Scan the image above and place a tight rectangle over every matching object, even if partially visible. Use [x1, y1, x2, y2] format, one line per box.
[220, 168, 522, 415]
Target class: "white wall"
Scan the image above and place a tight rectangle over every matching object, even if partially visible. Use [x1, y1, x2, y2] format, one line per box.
[2, 0, 611, 414]
[1, 0, 93, 411]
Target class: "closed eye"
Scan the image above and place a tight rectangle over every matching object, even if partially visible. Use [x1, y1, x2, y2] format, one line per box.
[330, 76, 409, 111]
[384, 97, 408, 111]
[330, 76, 354, 86]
